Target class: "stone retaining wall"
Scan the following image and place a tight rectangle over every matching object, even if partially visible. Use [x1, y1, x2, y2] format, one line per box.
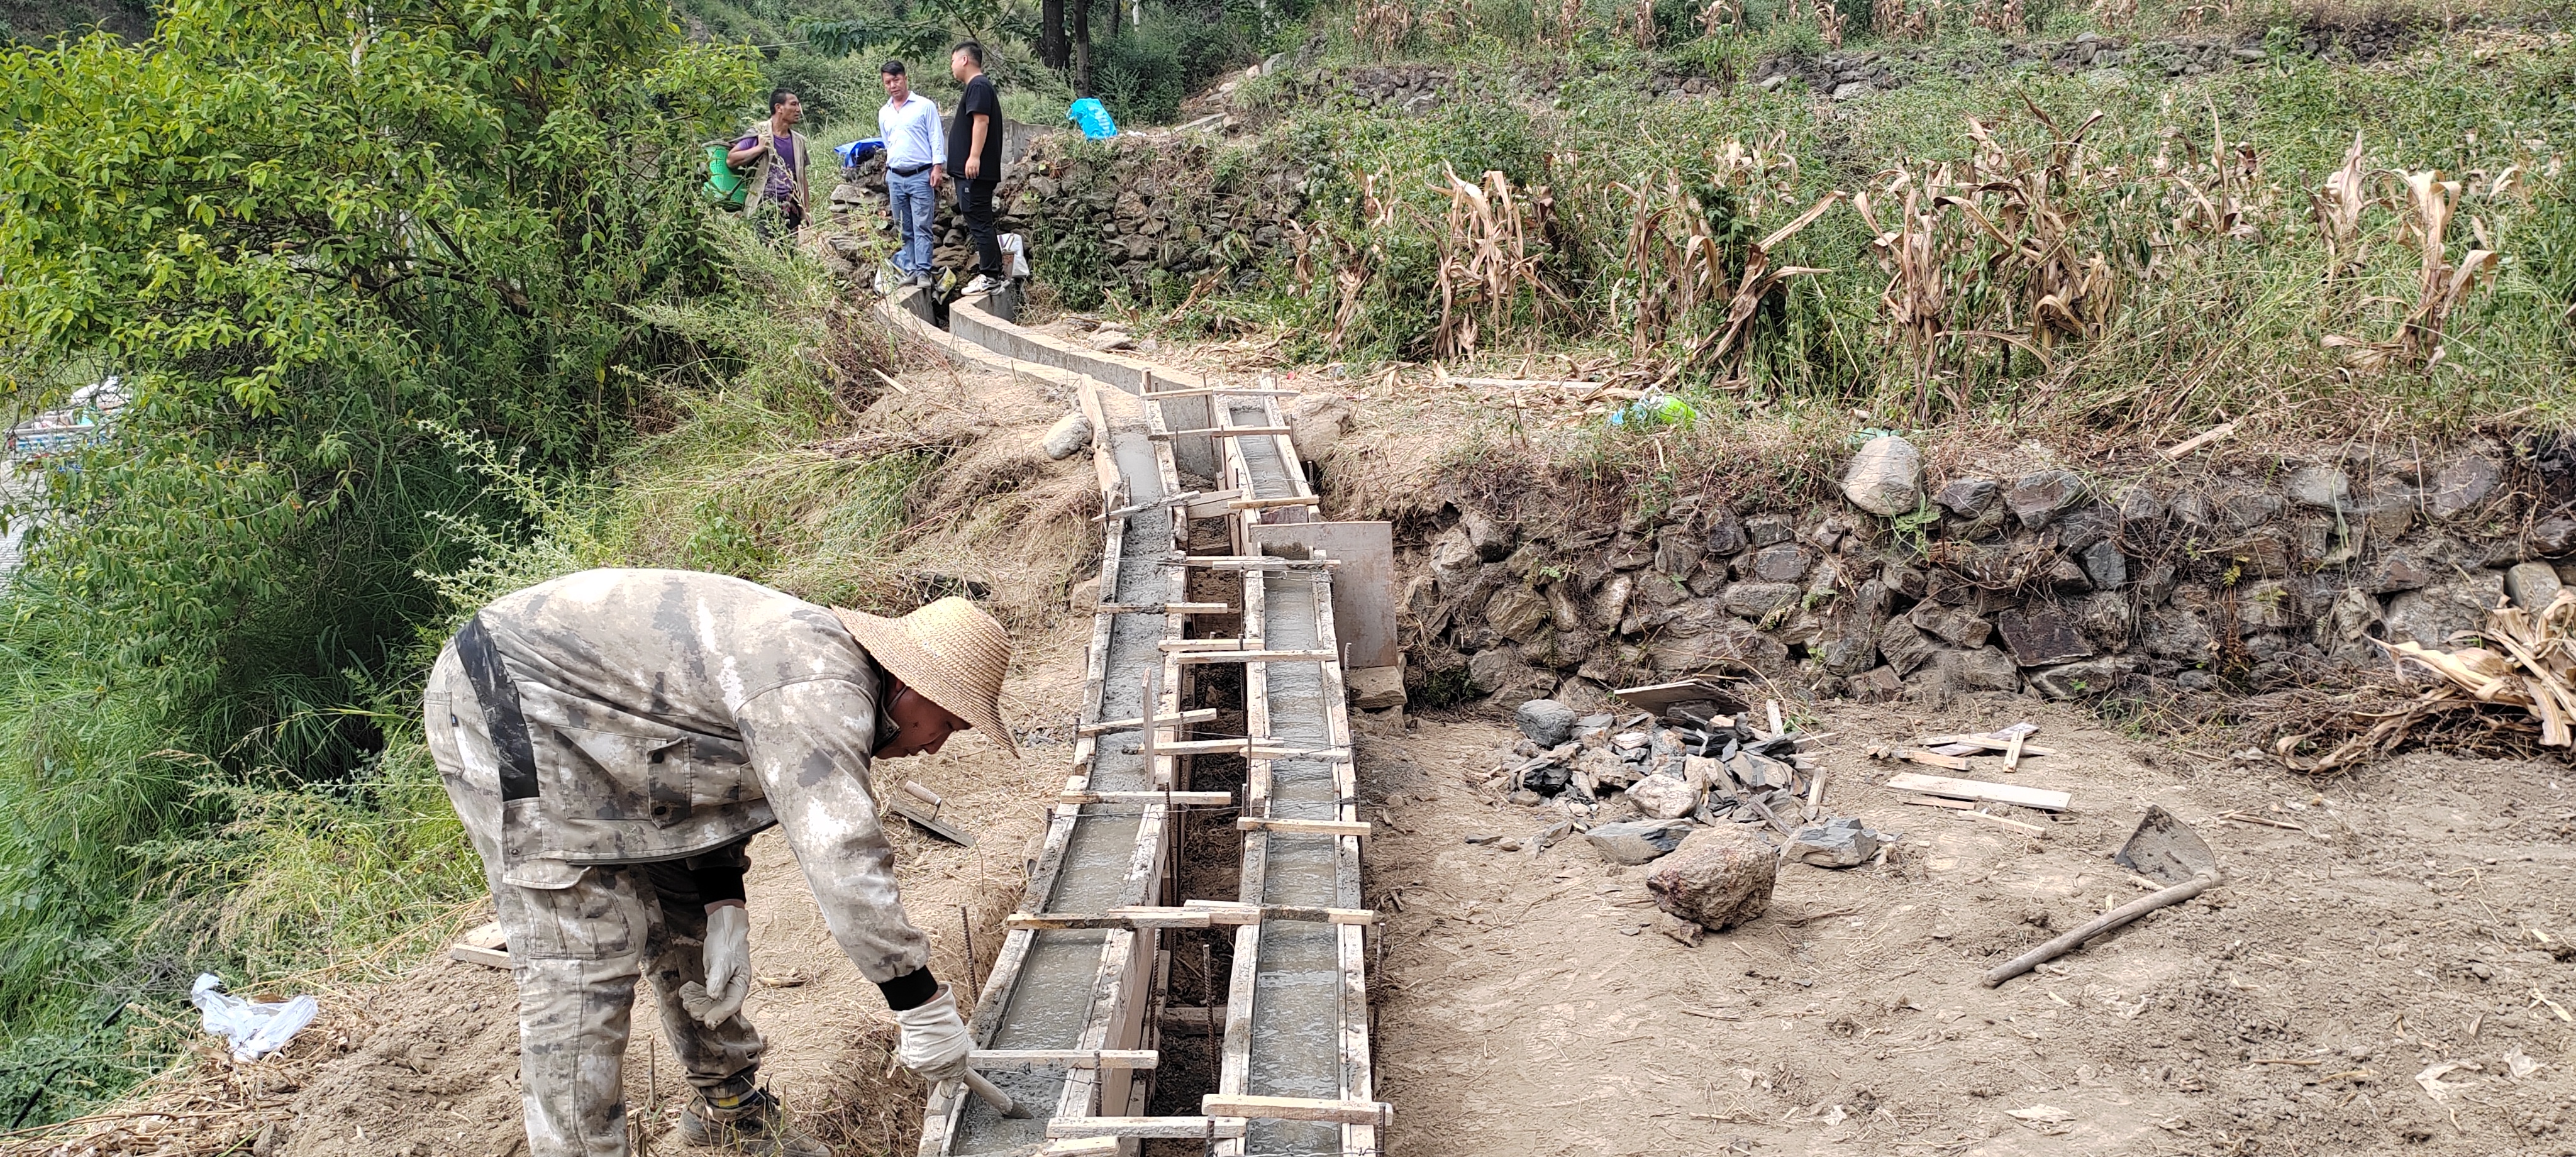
[1408, 440, 2553, 715]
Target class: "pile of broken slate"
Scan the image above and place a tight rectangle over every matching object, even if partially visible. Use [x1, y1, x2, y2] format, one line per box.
[1463, 695, 1895, 945]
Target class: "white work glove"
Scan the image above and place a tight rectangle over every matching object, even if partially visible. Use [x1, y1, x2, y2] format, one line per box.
[893, 982, 972, 1082]
[679, 904, 752, 1027]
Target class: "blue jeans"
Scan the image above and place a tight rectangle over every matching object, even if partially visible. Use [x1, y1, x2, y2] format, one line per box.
[887, 169, 934, 275]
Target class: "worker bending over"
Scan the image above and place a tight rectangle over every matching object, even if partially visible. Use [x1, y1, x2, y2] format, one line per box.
[425, 568, 1016, 1156]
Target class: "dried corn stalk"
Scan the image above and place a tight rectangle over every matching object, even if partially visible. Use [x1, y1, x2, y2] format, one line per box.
[1353, 0, 1414, 55]
[1699, 0, 1741, 36]
[1814, 0, 1848, 47]
[1633, 0, 1660, 48]
[2324, 169, 2499, 370]
[1432, 165, 1560, 360]
[2379, 589, 2576, 748]
[2313, 131, 2368, 276]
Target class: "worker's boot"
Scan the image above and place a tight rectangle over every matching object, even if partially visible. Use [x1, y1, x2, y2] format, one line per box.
[677, 1086, 829, 1157]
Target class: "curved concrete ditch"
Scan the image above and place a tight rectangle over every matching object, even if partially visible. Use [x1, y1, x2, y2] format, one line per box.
[881, 289, 1382, 1156]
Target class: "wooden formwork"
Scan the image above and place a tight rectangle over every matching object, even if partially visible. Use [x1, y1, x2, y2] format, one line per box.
[910, 294, 1382, 1156]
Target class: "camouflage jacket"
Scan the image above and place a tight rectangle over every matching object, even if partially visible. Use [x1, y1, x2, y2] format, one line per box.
[426, 568, 928, 982]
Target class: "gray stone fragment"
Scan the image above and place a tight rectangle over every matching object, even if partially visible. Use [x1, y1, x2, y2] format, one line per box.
[1752, 545, 1811, 583]
[2285, 465, 2351, 511]
[1935, 477, 2001, 518]
[1484, 585, 1551, 641]
[2077, 538, 2128, 590]
[1830, 80, 1874, 100]
[2364, 553, 2432, 594]
[2382, 580, 2492, 646]
[2218, 490, 2282, 531]
[1745, 514, 1794, 547]
[2534, 516, 2576, 557]
[1646, 826, 1776, 930]
[1953, 645, 2022, 691]
[1038, 410, 1093, 460]
[1467, 647, 1554, 700]
[1653, 911, 1706, 946]
[1909, 603, 1992, 648]
[1879, 617, 1939, 675]
[1704, 507, 1747, 555]
[2117, 485, 2166, 523]
[1841, 435, 1924, 516]
[1850, 666, 1904, 701]
[1996, 606, 2096, 666]
[2028, 656, 2135, 699]
[2238, 579, 2306, 630]
[2427, 455, 2501, 518]
[2507, 562, 2562, 610]
[1588, 818, 1698, 865]
[1515, 699, 1577, 746]
[1629, 773, 1699, 821]
[2007, 470, 2086, 529]
[1720, 581, 1801, 620]
[1784, 817, 1887, 868]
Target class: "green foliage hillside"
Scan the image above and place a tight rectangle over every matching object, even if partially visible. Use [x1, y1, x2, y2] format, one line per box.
[0, 0, 759, 1124]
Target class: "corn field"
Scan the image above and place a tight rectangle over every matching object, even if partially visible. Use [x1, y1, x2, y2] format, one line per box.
[1275, 87, 2569, 439]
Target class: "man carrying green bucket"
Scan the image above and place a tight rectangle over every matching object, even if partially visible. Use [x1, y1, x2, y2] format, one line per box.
[725, 89, 811, 241]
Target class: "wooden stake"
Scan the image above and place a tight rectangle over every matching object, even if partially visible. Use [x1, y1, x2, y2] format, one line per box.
[2004, 729, 2027, 772]
[1766, 699, 1784, 738]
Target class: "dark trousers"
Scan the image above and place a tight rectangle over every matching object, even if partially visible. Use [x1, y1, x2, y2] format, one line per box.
[960, 178, 1002, 279]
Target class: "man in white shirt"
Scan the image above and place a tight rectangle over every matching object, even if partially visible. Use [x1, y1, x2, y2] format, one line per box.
[876, 60, 944, 288]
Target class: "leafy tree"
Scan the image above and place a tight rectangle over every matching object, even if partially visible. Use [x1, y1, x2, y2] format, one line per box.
[0, 0, 758, 1122]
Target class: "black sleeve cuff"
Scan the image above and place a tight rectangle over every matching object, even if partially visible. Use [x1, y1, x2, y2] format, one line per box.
[691, 860, 748, 906]
[879, 966, 938, 1012]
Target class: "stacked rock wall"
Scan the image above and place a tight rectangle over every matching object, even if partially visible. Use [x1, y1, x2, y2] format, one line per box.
[1004, 133, 1306, 303]
[1409, 440, 2552, 715]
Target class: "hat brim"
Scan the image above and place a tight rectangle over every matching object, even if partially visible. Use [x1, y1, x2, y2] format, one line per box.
[832, 607, 1019, 759]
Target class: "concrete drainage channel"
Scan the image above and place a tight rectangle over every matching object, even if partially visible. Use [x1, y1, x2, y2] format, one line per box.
[882, 288, 1389, 1156]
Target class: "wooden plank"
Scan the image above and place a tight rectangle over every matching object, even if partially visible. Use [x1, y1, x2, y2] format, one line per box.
[967, 1049, 1160, 1071]
[1058, 790, 1235, 805]
[1041, 1139, 1121, 1156]
[1882, 772, 2072, 812]
[1173, 649, 1338, 664]
[1045, 1117, 1250, 1140]
[1076, 708, 1219, 737]
[1248, 521, 1399, 670]
[448, 923, 511, 972]
[1151, 425, 1294, 440]
[1236, 817, 1372, 837]
[1140, 386, 1301, 399]
[1229, 495, 1320, 511]
[1158, 638, 1252, 652]
[1916, 734, 2060, 757]
[1896, 748, 1975, 772]
[1199, 1095, 1394, 1126]
[1095, 602, 1231, 616]
[1901, 794, 1977, 810]
[1011, 905, 1375, 931]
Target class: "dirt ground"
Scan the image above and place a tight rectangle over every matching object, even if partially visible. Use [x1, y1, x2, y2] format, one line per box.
[1359, 697, 2576, 1157]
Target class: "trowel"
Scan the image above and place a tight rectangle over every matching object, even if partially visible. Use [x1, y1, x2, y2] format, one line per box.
[888, 780, 979, 848]
[1983, 804, 2221, 987]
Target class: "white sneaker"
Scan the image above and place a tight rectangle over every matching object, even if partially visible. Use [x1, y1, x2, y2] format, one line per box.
[962, 274, 999, 296]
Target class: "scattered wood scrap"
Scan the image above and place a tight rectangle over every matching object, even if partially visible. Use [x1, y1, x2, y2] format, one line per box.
[1883, 772, 2072, 812]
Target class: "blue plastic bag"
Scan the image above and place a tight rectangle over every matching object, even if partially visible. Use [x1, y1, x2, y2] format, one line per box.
[1068, 98, 1118, 140]
[1607, 393, 1699, 428]
[837, 137, 885, 167]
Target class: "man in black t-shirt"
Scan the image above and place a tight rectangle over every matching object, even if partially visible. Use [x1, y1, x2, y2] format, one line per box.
[946, 42, 1006, 294]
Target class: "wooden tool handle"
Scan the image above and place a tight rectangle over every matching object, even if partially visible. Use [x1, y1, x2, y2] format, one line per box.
[902, 781, 943, 806]
[961, 1069, 1029, 1119]
[1982, 873, 2216, 987]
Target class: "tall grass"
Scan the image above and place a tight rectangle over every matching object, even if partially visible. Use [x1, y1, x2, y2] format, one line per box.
[1238, 14, 2576, 443]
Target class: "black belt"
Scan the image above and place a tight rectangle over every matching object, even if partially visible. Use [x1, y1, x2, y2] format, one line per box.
[889, 163, 930, 177]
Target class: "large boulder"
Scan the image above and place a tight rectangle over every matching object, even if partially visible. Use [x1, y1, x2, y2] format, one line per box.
[1840, 435, 1924, 516]
[1038, 410, 1093, 460]
[1646, 826, 1778, 931]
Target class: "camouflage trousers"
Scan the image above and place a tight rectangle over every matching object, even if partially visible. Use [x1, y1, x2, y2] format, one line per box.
[493, 853, 768, 1157]
[429, 657, 767, 1157]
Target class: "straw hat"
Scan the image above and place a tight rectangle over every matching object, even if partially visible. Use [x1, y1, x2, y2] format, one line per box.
[831, 597, 1018, 758]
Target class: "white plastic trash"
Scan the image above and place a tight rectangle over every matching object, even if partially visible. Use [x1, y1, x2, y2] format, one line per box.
[998, 233, 1031, 279]
[189, 973, 319, 1062]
